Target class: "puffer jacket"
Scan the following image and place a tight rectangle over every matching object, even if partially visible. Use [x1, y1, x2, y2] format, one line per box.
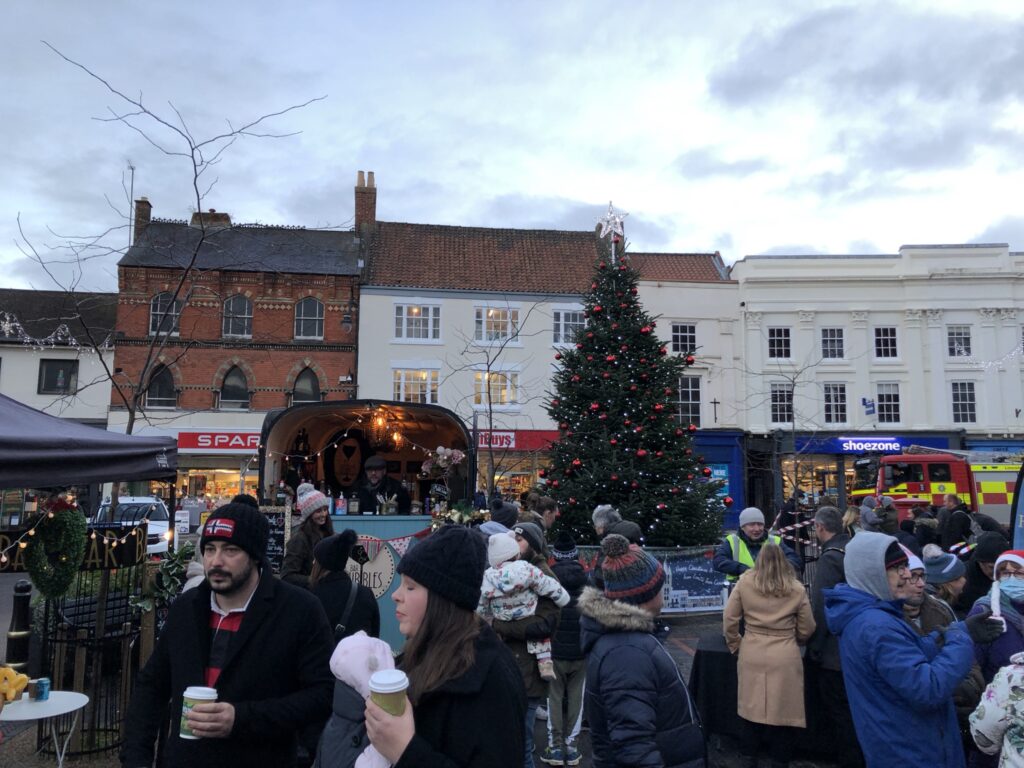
[579, 587, 705, 768]
[970, 651, 1024, 767]
[313, 681, 370, 768]
[825, 582, 974, 767]
[551, 558, 587, 661]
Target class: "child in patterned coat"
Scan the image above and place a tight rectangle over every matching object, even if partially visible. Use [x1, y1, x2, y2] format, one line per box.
[970, 650, 1024, 767]
[478, 532, 569, 680]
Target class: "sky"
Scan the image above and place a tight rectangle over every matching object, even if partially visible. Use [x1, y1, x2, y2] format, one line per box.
[4, 0, 1024, 291]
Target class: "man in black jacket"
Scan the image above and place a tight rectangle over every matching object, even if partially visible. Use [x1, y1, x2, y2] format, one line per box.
[355, 455, 411, 515]
[120, 501, 335, 768]
[939, 493, 1006, 551]
[807, 506, 864, 768]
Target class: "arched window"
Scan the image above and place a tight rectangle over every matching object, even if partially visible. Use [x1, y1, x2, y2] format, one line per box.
[222, 294, 253, 338]
[145, 366, 177, 409]
[149, 292, 182, 335]
[294, 297, 324, 340]
[220, 366, 250, 409]
[293, 368, 321, 403]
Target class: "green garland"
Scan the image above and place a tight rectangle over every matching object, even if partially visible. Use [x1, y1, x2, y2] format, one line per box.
[26, 508, 88, 599]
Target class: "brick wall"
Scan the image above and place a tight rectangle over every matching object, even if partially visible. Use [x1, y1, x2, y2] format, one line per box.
[113, 267, 358, 409]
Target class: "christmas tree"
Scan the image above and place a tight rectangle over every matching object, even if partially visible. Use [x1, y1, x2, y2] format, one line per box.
[543, 208, 726, 546]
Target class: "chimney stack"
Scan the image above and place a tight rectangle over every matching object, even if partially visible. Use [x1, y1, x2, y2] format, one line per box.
[133, 197, 152, 245]
[189, 209, 233, 230]
[354, 170, 377, 234]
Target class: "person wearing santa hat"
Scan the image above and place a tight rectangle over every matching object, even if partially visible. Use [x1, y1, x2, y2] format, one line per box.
[967, 550, 1024, 684]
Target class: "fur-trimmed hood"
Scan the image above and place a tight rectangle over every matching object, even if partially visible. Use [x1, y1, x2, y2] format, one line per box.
[578, 586, 655, 653]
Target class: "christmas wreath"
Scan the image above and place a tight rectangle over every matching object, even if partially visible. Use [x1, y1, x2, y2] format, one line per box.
[25, 498, 87, 599]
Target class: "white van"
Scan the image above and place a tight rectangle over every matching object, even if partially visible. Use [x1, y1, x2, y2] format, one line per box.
[93, 496, 174, 556]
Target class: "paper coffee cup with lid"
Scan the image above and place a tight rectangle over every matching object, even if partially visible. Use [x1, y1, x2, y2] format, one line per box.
[369, 669, 408, 716]
[180, 686, 218, 739]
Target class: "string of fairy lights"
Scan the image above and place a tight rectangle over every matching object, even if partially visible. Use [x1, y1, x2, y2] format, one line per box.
[0, 505, 149, 564]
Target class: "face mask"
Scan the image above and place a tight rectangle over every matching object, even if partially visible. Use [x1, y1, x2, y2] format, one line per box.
[1000, 577, 1024, 602]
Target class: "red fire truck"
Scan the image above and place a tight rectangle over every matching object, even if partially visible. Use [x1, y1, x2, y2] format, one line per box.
[875, 446, 1021, 525]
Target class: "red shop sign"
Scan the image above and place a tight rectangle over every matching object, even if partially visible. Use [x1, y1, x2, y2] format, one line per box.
[477, 430, 559, 452]
[178, 431, 260, 452]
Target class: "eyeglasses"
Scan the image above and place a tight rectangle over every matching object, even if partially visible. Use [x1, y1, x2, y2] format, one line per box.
[998, 567, 1024, 580]
[908, 573, 925, 584]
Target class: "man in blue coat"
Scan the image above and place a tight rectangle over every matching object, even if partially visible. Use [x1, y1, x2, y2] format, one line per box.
[825, 531, 1002, 768]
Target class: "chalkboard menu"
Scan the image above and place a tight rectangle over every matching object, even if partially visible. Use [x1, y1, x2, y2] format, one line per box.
[261, 505, 291, 574]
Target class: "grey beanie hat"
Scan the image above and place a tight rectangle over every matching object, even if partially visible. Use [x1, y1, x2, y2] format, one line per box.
[738, 507, 765, 527]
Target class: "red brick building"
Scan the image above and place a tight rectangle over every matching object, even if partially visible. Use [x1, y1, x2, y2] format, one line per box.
[110, 200, 361, 501]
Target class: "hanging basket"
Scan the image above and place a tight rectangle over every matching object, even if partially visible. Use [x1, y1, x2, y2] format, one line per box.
[26, 501, 88, 599]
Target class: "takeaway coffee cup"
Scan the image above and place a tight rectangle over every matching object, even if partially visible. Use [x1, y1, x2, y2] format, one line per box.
[369, 669, 408, 716]
[180, 686, 218, 739]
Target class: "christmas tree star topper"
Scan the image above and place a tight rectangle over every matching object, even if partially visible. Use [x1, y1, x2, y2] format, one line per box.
[597, 202, 628, 262]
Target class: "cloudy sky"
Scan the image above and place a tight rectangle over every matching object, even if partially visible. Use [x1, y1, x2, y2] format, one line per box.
[4, 0, 1024, 290]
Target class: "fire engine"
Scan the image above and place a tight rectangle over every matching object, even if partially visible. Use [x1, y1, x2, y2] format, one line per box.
[874, 446, 1022, 525]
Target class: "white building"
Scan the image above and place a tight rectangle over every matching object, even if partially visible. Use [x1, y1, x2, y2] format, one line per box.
[0, 289, 116, 426]
[729, 243, 1024, 506]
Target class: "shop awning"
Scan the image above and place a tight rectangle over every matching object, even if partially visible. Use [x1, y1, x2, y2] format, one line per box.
[0, 394, 178, 487]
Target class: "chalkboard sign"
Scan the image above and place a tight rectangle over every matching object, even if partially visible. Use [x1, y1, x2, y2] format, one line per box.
[261, 505, 291, 574]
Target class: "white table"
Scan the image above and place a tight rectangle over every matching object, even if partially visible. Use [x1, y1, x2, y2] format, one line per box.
[0, 691, 89, 768]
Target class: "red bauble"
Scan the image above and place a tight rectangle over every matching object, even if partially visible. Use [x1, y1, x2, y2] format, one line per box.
[640, 326, 651, 335]
[688, 424, 698, 433]
[654, 403, 664, 412]
[637, 449, 648, 458]
[670, 487, 680, 494]
[598, 413, 608, 421]
[559, 422, 569, 430]
[648, 414, 657, 421]
[575, 342, 584, 350]
[658, 347, 668, 356]
[664, 388, 674, 396]
[618, 263, 627, 271]
[609, 439, 618, 446]
[610, 474, 619, 481]
[602, 372, 610, 379]
[631, 480, 640, 489]
[656, 450, 664, 458]
[587, 331, 595, 339]
[571, 374, 581, 383]
[620, 344, 629, 352]
[589, 402, 601, 411]
[684, 447, 693, 456]
[675, 428, 685, 437]
[552, 480, 560, 487]
[619, 303, 627, 309]
[563, 469, 571, 476]
[702, 467, 712, 477]
[685, 355, 695, 365]
[593, 305, 603, 313]
[616, 292, 624, 298]
[656, 503, 667, 510]
[551, 399, 561, 407]
[605, 354, 616, 362]
[631, 287, 638, 295]
[724, 496, 734, 506]
[640, 373, 649, 381]
[569, 497, 577, 505]
[591, 282, 598, 290]
[566, 430, 574, 436]
[687, 474, 694, 480]
[538, 469, 547, 478]
[572, 458, 582, 468]
[598, 262, 607, 269]
[698, 455, 705, 463]
[639, 358, 648, 364]
[587, 355, 594, 361]
[624, 419, 632, 426]
[635, 426, 644, 433]
[554, 352, 562, 360]
[630, 384, 638, 391]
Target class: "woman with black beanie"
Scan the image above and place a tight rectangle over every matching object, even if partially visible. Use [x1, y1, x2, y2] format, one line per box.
[955, 532, 1009, 618]
[364, 525, 526, 768]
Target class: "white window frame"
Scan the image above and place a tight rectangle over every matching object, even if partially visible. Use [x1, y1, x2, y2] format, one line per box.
[874, 326, 898, 359]
[947, 325, 973, 358]
[823, 382, 847, 424]
[767, 327, 792, 359]
[149, 292, 182, 337]
[392, 368, 440, 404]
[820, 327, 845, 360]
[671, 323, 697, 355]
[675, 375, 701, 427]
[770, 381, 794, 424]
[951, 381, 977, 423]
[394, 303, 442, 343]
[294, 297, 325, 340]
[222, 294, 253, 339]
[474, 306, 521, 344]
[473, 370, 520, 410]
[552, 308, 586, 346]
[876, 382, 901, 423]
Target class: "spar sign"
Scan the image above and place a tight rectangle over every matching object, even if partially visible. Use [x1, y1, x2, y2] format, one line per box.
[178, 431, 261, 453]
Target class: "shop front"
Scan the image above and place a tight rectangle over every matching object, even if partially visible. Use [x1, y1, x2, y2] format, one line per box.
[475, 429, 560, 500]
[744, 431, 960, 516]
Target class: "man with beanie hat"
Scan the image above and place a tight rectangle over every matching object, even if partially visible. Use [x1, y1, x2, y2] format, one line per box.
[577, 535, 704, 768]
[956, 531, 1009, 616]
[355, 455, 411, 515]
[825, 531, 1002, 767]
[713, 506, 802, 584]
[122, 502, 335, 768]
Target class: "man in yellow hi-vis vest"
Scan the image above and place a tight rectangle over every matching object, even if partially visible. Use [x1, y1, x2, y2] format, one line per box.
[713, 506, 803, 582]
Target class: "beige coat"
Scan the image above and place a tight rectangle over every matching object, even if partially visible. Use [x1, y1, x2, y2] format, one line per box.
[723, 573, 815, 727]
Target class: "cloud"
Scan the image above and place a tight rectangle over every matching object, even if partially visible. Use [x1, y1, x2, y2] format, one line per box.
[757, 244, 821, 256]
[971, 216, 1024, 249]
[672, 147, 772, 178]
[847, 239, 887, 254]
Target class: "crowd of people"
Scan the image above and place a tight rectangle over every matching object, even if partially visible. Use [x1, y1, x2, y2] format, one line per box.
[714, 493, 1020, 768]
[117, 492, 704, 768]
